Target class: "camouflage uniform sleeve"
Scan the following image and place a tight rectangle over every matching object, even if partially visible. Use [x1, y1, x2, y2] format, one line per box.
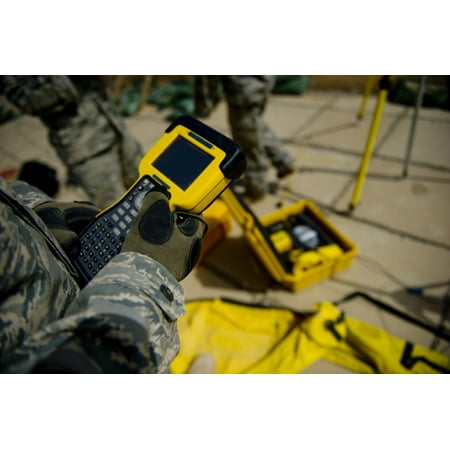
[8, 179, 54, 208]
[0, 179, 80, 360]
[1, 252, 185, 374]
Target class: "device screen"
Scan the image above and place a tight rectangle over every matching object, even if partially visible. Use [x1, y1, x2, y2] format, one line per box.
[153, 136, 214, 190]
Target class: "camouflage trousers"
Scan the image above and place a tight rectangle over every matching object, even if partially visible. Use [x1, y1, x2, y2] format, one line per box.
[47, 92, 144, 208]
[0, 178, 184, 373]
[1, 76, 144, 209]
[194, 75, 295, 196]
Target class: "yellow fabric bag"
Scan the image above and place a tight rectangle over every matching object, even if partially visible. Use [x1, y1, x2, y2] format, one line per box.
[170, 298, 450, 374]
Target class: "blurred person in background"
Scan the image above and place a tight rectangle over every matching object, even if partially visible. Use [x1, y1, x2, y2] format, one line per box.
[194, 75, 295, 200]
[1, 75, 144, 208]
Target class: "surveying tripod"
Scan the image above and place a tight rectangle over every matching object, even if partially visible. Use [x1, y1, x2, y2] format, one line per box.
[349, 75, 428, 212]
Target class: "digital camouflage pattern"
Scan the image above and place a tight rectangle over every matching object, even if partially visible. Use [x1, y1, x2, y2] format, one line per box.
[0, 75, 144, 208]
[194, 75, 295, 198]
[0, 178, 185, 373]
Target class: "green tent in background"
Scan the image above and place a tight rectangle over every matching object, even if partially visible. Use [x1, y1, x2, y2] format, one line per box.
[116, 76, 312, 119]
[272, 75, 311, 95]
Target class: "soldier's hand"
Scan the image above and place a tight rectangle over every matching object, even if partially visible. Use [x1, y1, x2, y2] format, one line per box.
[34, 201, 101, 258]
[122, 189, 207, 281]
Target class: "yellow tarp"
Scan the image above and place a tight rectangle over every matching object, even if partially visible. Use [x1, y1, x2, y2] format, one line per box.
[171, 298, 450, 374]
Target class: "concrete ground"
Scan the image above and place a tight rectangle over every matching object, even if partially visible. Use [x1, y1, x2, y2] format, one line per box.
[1, 83, 449, 373]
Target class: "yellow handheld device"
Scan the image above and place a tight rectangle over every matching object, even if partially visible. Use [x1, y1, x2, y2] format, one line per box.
[73, 115, 246, 286]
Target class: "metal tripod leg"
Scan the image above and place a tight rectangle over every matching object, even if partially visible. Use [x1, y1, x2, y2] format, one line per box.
[139, 75, 153, 111]
[349, 76, 391, 212]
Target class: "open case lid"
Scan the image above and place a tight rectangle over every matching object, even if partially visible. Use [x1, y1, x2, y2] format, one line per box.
[220, 186, 292, 276]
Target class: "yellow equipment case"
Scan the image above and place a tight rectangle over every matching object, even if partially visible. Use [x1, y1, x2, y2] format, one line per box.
[221, 188, 358, 292]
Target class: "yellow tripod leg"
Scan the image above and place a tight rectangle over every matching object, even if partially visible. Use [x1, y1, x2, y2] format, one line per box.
[357, 75, 377, 119]
[349, 76, 390, 212]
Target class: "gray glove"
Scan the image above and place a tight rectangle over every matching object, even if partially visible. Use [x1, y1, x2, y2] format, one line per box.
[34, 200, 101, 258]
[122, 190, 207, 281]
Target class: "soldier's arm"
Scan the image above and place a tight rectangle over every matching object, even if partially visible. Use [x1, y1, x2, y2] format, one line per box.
[1, 253, 185, 374]
[1, 182, 201, 373]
